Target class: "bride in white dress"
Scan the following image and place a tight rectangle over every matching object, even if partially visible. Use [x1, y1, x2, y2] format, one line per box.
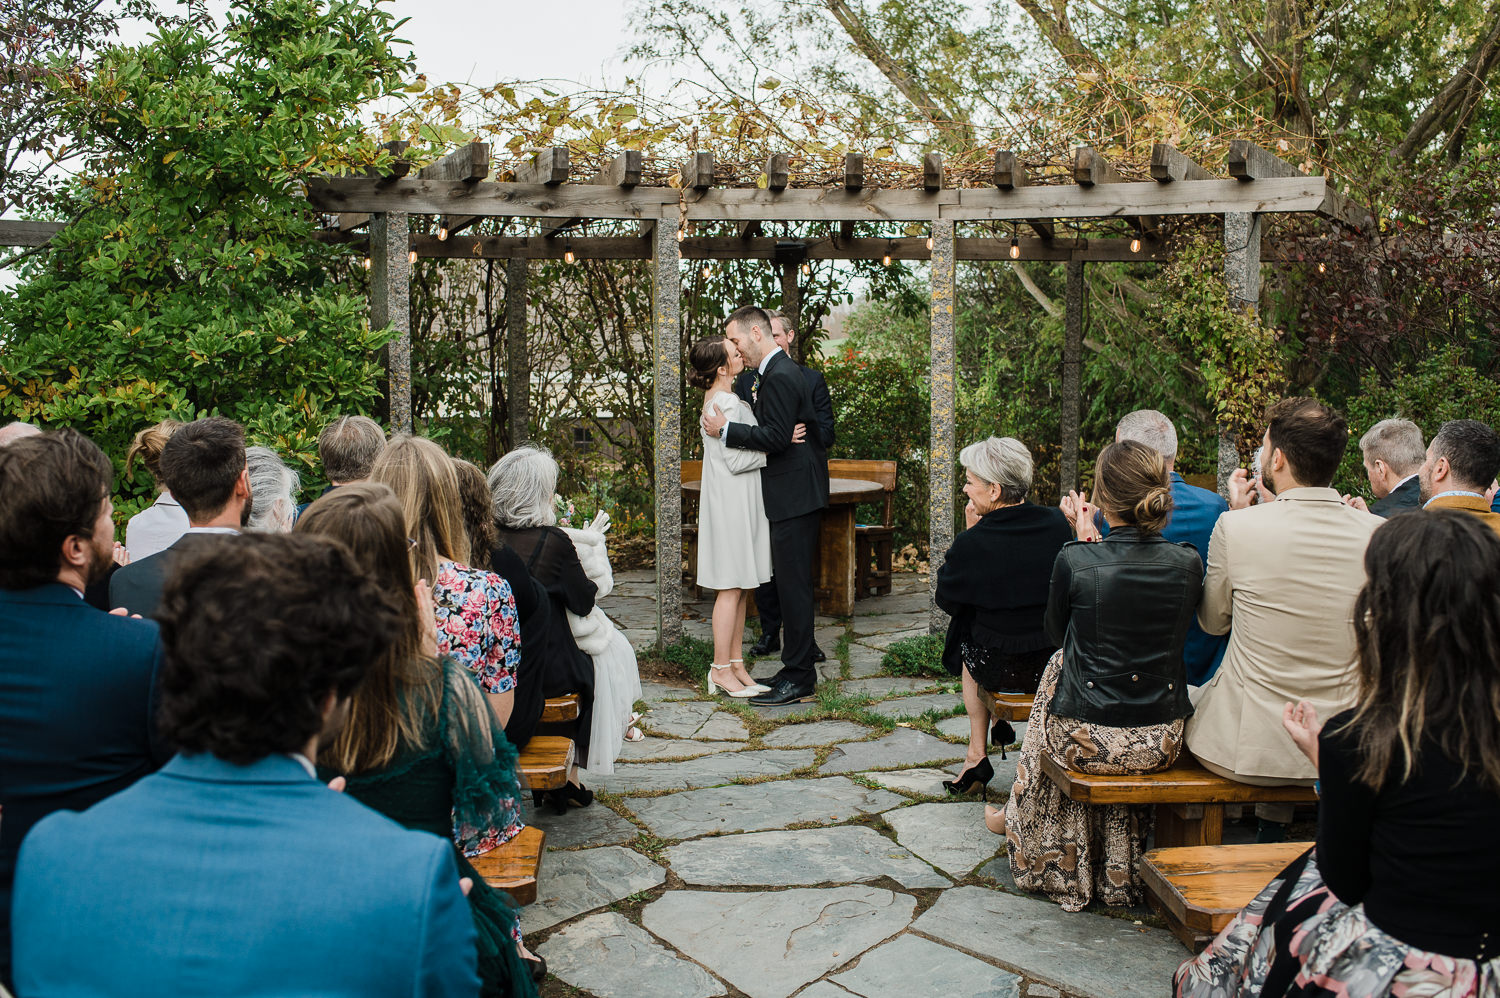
[689, 336, 788, 697]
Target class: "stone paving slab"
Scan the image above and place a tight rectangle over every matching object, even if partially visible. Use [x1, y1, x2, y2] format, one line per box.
[762, 720, 873, 747]
[665, 826, 950, 890]
[642, 886, 917, 998]
[935, 716, 970, 738]
[641, 701, 720, 737]
[853, 628, 929, 649]
[974, 853, 1017, 891]
[619, 737, 742, 761]
[839, 676, 941, 698]
[862, 692, 962, 720]
[537, 912, 726, 998]
[884, 801, 1004, 877]
[858, 766, 954, 796]
[795, 984, 858, 997]
[818, 727, 963, 774]
[624, 628, 660, 652]
[694, 711, 751, 741]
[854, 590, 932, 615]
[911, 886, 1187, 998]
[830, 933, 1022, 998]
[521, 845, 667, 933]
[851, 612, 929, 635]
[624, 776, 905, 839]
[846, 645, 885, 677]
[524, 800, 639, 851]
[590, 748, 814, 793]
[748, 699, 822, 719]
[640, 681, 700, 702]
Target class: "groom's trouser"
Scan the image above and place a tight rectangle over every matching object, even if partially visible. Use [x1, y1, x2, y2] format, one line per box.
[769, 510, 821, 689]
[755, 576, 781, 636]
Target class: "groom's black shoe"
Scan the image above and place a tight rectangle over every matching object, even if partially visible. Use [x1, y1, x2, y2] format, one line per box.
[749, 678, 816, 706]
[749, 631, 780, 656]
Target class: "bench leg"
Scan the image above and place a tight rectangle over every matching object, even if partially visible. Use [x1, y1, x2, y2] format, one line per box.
[1147, 894, 1213, 952]
[1155, 803, 1226, 848]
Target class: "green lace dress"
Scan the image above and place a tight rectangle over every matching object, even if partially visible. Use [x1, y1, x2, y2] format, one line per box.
[319, 657, 537, 998]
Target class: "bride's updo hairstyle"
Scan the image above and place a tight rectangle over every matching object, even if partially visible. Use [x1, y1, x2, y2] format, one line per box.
[688, 338, 730, 391]
[1091, 439, 1173, 534]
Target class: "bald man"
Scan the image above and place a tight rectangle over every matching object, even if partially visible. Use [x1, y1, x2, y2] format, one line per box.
[0, 422, 42, 447]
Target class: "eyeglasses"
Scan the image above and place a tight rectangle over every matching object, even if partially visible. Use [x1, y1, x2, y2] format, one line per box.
[407, 537, 418, 549]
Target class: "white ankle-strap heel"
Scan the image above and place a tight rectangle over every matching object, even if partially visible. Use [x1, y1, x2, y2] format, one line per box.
[728, 658, 770, 694]
[707, 665, 758, 698]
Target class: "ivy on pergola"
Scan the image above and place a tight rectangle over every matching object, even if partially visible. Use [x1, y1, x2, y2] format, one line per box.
[307, 139, 1365, 646]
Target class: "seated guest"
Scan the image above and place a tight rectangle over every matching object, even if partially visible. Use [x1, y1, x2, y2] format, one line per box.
[453, 458, 546, 751]
[109, 416, 251, 617]
[372, 436, 521, 728]
[1003, 440, 1202, 911]
[11, 533, 481, 996]
[1347, 417, 1424, 517]
[489, 446, 596, 811]
[0, 430, 169, 989]
[1418, 418, 1500, 536]
[245, 445, 301, 533]
[298, 413, 386, 516]
[1177, 511, 1500, 998]
[1098, 410, 1230, 685]
[299, 485, 541, 995]
[123, 419, 189, 559]
[935, 436, 1071, 798]
[0, 420, 41, 446]
[1188, 397, 1382, 841]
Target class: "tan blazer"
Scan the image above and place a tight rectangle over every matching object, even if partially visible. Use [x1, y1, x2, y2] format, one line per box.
[1425, 493, 1500, 538]
[1186, 487, 1383, 781]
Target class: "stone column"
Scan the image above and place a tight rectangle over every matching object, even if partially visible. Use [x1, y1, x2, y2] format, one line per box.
[652, 220, 684, 647]
[928, 219, 957, 634]
[1220, 211, 1263, 495]
[1059, 261, 1085, 497]
[505, 258, 530, 445]
[779, 262, 802, 363]
[369, 211, 412, 434]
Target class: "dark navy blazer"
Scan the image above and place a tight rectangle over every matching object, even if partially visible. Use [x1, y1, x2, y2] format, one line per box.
[0, 583, 167, 984]
[13, 753, 481, 997]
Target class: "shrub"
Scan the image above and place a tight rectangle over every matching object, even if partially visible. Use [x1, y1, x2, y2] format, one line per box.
[658, 635, 715, 682]
[880, 633, 947, 678]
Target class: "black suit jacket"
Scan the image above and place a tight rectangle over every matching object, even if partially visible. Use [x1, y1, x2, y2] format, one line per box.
[726, 350, 829, 521]
[109, 532, 229, 618]
[1369, 475, 1421, 518]
[734, 364, 836, 449]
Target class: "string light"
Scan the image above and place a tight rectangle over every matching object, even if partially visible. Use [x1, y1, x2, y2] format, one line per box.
[407, 249, 417, 264]
[437, 226, 449, 241]
[563, 241, 576, 265]
[800, 262, 811, 276]
[1317, 262, 1327, 274]
[701, 264, 711, 280]
[882, 240, 893, 266]
[1130, 236, 1142, 254]
[676, 226, 686, 242]
[925, 236, 934, 251]
[361, 256, 371, 270]
[1009, 236, 1020, 260]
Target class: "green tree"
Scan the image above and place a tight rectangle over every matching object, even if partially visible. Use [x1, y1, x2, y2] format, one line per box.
[0, 0, 411, 515]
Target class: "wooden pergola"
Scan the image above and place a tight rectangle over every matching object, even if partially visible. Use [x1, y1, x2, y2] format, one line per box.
[302, 139, 1369, 645]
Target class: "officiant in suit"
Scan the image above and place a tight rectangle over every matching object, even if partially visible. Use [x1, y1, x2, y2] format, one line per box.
[733, 309, 835, 663]
[703, 305, 829, 705]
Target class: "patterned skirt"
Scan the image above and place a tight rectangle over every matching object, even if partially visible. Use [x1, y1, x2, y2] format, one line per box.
[1004, 649, 1185, 911]
[1176, 849, 1500, 998]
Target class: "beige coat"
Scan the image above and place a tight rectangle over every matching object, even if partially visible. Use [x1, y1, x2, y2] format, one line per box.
[1186, 487, 1383, 781]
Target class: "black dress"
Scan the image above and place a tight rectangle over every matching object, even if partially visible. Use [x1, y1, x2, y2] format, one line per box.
[495, 525, 596, 764]
[487, 542, 549, 751]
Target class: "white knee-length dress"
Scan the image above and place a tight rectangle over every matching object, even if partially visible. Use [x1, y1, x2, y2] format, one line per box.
[696, 389, 773, 590]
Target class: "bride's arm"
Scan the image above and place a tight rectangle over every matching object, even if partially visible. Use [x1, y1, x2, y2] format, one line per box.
[714, 399, 768, 474]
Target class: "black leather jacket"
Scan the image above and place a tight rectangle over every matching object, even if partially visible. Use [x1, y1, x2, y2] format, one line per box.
[1045, 527, 1202, 726]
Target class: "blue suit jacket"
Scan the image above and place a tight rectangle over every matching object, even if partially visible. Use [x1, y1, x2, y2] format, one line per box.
[1098, 473, 1229, 684]
[13, 753, 480, 997]
[0, 583, 167, 984]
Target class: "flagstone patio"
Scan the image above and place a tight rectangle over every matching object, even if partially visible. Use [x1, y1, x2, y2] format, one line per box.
[524, 570, 1192, 998]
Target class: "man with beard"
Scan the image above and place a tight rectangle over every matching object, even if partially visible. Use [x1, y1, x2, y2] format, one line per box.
[110, 416, 252, 618]
[0, 429, 171, 989]
[1185, 397, 1383, 842]
[1418, 419, 1500, 537]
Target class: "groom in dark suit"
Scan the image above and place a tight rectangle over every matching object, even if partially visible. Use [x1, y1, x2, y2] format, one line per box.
[703, 305, 829, 705]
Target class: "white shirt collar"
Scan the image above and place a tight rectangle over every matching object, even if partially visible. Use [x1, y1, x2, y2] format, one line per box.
[1392, 472, 1419, 490]
[186, 526, 240, 535]
[757, 345, 783, 376]
[288, 753, 316, 778]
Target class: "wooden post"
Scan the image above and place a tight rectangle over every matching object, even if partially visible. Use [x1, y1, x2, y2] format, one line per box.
[369, 211, 412, 434]
[1060, 261, 1085, 497]
[1221, 211, 1263, 494]
[928, 219, 957, 634]
[652, 219, 684, 648]
[504, 258, 529, 445]
[779, 262, 802, 362]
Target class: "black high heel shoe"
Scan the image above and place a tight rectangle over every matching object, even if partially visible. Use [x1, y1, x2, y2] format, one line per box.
[989, 719, 1016, 760]
[942, 757, 994, 799]
[547, 782, 594, 815]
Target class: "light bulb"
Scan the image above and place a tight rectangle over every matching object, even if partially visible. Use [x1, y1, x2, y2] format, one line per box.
[1317, 262, 1327, 274]
[437, 227, 448, 241]
[882, 253, 892, 266]
[801, 262, 811, 276]
[676, 227, 686, 242]
[1009, 238, 1020, 260]
[564, 248, 576, 264]
[701, 265, 711, 279]
[361, 256, 371, 270]
[407, 249, 417, 264]
[926, 237, 934, 251]
[1130, 237, 1142, 253]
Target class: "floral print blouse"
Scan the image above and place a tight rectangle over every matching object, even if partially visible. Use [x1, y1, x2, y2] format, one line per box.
[433, 560, 521, 695]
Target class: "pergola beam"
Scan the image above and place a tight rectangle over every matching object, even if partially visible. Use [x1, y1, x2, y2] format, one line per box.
[993, 150, 1055, 240]
[1151, 143, 1216, 183]
[0, 219, 64, 246]
[1074, 146, 1160, 236]
[419, 140, 491, 239]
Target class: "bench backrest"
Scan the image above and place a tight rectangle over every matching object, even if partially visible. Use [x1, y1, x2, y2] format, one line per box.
[681, 459, 703, 484]
[828, 458, 896, 527]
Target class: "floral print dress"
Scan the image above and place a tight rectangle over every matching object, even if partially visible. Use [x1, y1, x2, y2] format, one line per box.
[434, 560, 521, 695]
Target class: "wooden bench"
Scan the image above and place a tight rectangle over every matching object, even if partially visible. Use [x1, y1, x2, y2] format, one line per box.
[1040, 753, 1319, 847]
[681, 460, 702, 595]
[467, 824, 547, 906]
[541, 694, 579, 724]
[516, 735, 573, 791]
[828, 458, 897, 597]
[988, 691, 1033, 722]
[1142, 842, 1311, 950]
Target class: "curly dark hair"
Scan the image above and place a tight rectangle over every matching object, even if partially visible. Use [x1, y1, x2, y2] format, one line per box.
[452, 458, 499, 560]
[155, 533, 403, 764]
[0, 429, 113, 590]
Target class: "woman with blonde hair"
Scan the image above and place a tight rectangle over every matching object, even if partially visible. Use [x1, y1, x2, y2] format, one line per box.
[123, 419, 188, 559]
[371, 436, 521, 728]
[1003, 439, 1203, 910]
[298, 483, 540, 995]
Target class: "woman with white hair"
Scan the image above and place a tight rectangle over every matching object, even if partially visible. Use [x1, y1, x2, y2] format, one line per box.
[245, 445, 301, 533]
[935, 436, 1071, 805]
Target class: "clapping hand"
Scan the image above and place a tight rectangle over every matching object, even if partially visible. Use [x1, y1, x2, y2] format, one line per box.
[587, 510, 611, 534]
[1342, 494, 1369, 513]
[1061, 490, 1100, 541]
[1227, 468, 1259, 510]
[112, 542, 131, 566]
[1281, 700, 1322, 768]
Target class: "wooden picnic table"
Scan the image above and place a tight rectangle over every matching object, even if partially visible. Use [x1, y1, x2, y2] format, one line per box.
[682, 476, 885, 616]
